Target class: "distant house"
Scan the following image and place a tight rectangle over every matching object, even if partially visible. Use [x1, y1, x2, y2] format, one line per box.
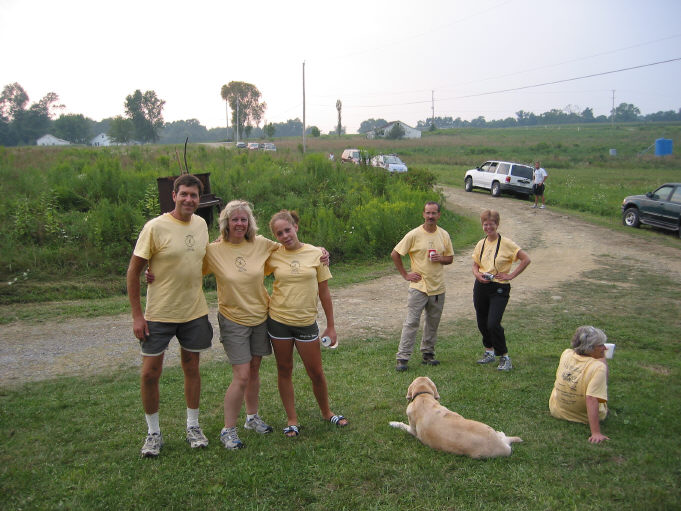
[366, 121, 421, 140]
[91, 133, 113, 146]
[36, 134, 70, 146]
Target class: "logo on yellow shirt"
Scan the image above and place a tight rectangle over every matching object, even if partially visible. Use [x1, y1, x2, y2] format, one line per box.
[235, 256, 246, 272]
[290, 260, 301, 274]
[185, 234, 195, 251]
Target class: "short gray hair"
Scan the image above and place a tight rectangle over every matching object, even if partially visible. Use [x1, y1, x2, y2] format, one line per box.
[571, 326, 607, 355]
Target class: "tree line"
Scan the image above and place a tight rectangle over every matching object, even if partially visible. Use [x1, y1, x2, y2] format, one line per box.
[3, 80, 679, 147]
[412, 104, 681, 131]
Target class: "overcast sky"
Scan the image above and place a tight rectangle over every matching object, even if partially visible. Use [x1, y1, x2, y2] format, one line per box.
[1, 0, 680, 133]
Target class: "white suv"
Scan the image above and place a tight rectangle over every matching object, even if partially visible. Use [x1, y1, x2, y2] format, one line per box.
[464, 160, 533, 197]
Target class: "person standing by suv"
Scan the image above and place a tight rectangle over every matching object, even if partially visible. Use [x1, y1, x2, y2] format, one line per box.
[531, 161, 548, 209]
[392, 202, 454, 371]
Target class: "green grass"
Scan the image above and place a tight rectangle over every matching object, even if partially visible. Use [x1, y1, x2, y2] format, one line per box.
[1, 258, 680, 510]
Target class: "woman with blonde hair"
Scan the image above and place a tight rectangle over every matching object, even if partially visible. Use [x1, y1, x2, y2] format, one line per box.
[266, 210, 347, 437]
[471, 209, 531, 371]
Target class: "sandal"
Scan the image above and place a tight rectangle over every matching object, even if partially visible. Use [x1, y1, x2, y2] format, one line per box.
[283, 425, 299, 437]
[328, 414, 348, 427]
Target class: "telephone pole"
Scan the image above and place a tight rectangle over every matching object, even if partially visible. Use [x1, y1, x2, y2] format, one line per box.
[302, 61, 306, 154]
[611, 90, 615, 128]
[431, 90, 435, 128]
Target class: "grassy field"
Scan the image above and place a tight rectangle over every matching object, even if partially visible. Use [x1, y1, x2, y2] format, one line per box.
[1, 257, 680, 510]
[1, 123, 681, 510]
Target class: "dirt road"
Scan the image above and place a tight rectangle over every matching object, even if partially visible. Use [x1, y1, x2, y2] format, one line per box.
[2, 186, 679, 386]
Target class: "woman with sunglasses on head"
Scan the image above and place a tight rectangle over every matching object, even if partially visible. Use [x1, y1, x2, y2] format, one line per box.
[471, 209, 531, 371]
[266, 209, 347, 438]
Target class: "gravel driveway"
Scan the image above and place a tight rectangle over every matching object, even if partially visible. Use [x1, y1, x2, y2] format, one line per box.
[1, 186, 679, 387]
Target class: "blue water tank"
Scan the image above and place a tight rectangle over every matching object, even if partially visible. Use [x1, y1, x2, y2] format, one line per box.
[655, 138, 673, 156]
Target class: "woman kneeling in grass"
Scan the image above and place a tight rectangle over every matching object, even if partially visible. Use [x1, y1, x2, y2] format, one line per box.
[549, 325, 610, 443]
[266, 210, 348, 437]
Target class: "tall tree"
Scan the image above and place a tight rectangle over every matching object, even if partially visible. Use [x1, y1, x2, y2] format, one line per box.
[614, 103, 641, 122]
[358, 118, 387, 134]
[124, 89, 165, 143]
[109, 115, 134, 144]
[0, 82, 29, 121]
[336, 100, 342, 137]
[263, 122, 275, 138]
[220, 82, 266, 140]
[54, 114, 92, 144]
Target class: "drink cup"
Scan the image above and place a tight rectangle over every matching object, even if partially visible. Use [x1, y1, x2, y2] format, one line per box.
[428, 249, 436, 261]
[604, 343, 615, 359]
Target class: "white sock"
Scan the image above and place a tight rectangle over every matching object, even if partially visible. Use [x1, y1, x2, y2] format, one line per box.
[145, 412, 160, 435]
[247, 413, 257, 421]
[187, 408, 200, 429]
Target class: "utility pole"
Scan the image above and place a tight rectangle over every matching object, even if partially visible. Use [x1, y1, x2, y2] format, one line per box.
[431, 90, 435, 128]
[302, 61, 306, 154]
[611, 90, 615, 128]
[236, 100, 240, 144]
[225, 101, 229, 140]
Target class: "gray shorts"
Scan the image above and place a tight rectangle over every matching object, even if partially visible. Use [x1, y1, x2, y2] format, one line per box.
[267, 316, 319, 342]
[218, 313, 272, 365]
[141, 315, 213, 356]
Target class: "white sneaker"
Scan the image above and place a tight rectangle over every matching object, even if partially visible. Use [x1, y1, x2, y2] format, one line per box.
[530, 204, 537, 208]
[497, 356, 513, 371]
[244, 414, 273, 434]
[140, 432, 163, 457]
[219, 427, 245, 450]
[539, 205, 545, 209]
[186, 426, 209, 448]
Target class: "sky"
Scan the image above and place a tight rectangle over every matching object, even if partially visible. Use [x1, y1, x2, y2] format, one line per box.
[1, 0, 680, 134]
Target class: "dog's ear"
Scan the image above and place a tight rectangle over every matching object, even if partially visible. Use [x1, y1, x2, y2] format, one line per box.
[405, 380, 415, 400]
[428, 379, 440, 400]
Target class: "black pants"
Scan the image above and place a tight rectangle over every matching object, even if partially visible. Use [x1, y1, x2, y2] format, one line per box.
[473, 280, 511, 356]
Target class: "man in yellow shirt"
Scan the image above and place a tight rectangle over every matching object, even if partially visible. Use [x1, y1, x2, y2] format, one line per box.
[127, 174, 213, 457]
[391, 202, 454, 371]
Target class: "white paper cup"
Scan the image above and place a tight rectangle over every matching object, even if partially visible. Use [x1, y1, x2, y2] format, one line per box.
[604, 343, 615, 359]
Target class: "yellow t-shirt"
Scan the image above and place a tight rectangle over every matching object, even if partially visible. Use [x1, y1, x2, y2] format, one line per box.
[203, 235, 279, 326]
[471, 235, 521, 283]
[133, 213, 209, 323]
[549, 349, 608, 424]
[265, 243, 332, 326]
[394, 225, 454, 296]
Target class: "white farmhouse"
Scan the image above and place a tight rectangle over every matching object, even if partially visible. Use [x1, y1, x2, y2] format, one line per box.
[91, 133, 113, 146]
[36, 134, 70, 146]
[366, 121, 421, 140]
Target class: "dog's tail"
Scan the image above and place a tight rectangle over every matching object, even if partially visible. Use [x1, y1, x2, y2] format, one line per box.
[507, 436, 523, 444]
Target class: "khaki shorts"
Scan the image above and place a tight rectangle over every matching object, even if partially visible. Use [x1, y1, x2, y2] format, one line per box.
[217, 313, 272, 365]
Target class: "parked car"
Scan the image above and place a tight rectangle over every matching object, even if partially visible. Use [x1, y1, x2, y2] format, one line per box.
[622, 183, 681, 237]
[370, 154, 408, 173]
[263, 143, 277, 152]
[247, 142, 260, 150]
[341, 148, 361, 164]
[235, 141, 247, 149]
[464, 160, 533, 197]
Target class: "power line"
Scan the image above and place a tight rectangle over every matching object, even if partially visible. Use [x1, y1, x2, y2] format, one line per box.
[346, 57, 681, 109]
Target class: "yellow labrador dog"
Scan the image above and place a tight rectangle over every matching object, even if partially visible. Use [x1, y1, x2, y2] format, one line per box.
[389, 376, 522, 459]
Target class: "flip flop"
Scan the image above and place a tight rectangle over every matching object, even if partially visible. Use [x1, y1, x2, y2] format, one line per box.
[328, 414, 348, 427]
[283, 425, 299, 437]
